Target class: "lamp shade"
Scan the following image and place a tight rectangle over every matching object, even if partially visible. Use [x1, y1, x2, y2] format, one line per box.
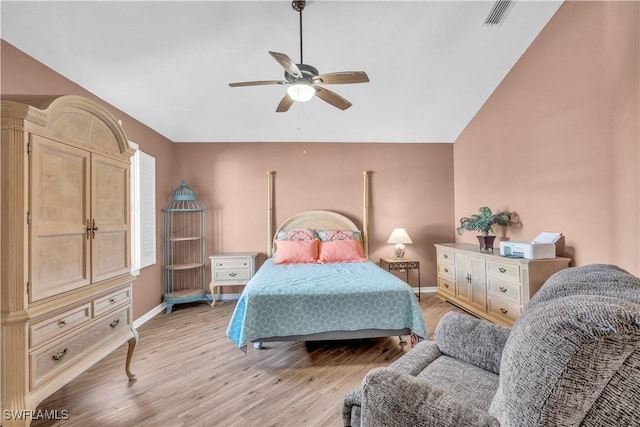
[387, 228, 413, 244]
[287, 83, 316, 102]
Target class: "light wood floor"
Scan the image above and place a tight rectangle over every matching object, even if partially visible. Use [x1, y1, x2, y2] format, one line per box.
[33, 293, 465, 427]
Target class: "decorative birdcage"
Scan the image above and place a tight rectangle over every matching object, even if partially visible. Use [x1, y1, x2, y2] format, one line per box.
[162, 180, 209, 314]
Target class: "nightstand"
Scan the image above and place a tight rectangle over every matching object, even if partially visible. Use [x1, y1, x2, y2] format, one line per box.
[209, 252, 258, 306]
[380, 258, 421, 299]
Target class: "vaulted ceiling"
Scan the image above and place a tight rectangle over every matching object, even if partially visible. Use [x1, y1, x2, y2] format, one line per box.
[1, 1, 562, 143]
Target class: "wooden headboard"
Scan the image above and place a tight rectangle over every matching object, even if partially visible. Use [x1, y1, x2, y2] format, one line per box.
[266, 171, 370, 258]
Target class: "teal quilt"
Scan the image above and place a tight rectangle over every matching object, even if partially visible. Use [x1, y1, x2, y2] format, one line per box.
[226, 259, 428, 350]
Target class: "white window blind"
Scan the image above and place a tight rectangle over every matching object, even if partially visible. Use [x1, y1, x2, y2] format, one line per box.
[131, 143, 157, 274]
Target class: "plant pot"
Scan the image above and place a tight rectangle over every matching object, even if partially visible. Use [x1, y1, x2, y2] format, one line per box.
[476, 235, 496, 251]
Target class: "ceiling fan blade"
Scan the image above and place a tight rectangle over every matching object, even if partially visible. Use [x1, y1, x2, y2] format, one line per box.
[269, 51, 303, 79]
[229, 80, 287, 87]
[316, 71, 370, 84]
[315, 86, 352, 111]
[276, 94, 294, 113]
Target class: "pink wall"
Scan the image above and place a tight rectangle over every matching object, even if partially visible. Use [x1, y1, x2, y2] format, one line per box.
[173, 142, 455, 289]
[454, 1, 639, 275]
[2, 0, 638, 319]
[1, 40, 175, 319]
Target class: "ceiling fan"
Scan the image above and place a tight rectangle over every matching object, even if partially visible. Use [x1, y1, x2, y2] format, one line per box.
[228, 0, 369, 112]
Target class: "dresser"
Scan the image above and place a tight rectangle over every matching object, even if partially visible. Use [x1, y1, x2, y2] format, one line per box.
[209, 253, 258, 306]
[1, 95, 138, 426]
[435, 243, 571, 326]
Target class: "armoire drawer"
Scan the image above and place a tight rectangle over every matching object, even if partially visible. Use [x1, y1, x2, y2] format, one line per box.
[93, 286, 131, 317]
[437, 249, 455, 265]
[30, 307, 130, 389]
[30, 303, 92, 348]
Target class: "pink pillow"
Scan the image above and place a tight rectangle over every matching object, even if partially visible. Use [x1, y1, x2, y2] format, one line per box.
[318, 240, 367, 263]
[274, 239, 319, 264]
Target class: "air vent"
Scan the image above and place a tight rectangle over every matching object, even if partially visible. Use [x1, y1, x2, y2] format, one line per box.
[483, 0, 515, 26]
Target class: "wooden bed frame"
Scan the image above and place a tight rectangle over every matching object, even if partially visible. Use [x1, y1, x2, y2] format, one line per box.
[266, 170, 370, 258]
[252, 171, 410, 348]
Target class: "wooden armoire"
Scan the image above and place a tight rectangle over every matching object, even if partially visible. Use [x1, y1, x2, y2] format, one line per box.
[1, 95, 138, 426]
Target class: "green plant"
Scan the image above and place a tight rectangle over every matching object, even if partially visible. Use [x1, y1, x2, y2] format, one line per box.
[456, 206, 513, 237]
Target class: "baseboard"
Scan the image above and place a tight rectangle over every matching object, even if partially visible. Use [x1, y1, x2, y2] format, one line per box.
[133, 302, 167, 329]
[415, 286, 437, 294]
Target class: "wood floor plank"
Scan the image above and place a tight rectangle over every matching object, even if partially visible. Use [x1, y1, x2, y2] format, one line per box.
[32, 293, 465, 427]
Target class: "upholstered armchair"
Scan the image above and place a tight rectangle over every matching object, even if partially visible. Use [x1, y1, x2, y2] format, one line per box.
[343, 264, 640, 427]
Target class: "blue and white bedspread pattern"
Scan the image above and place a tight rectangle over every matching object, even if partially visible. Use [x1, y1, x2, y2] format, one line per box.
[226, 259, 428, 349]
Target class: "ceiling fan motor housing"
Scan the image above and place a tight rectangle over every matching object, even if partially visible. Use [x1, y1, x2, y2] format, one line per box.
[284, 63, 318, 83]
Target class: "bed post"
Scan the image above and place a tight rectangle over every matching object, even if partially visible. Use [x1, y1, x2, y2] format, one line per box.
[267, 171, 274, 258]
[363, 171, 370, 258]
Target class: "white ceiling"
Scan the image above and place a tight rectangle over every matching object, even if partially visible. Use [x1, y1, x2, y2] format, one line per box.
[1, 1, 562, 143]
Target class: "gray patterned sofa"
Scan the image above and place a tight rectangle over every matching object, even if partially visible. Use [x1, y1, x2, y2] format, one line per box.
[342, 264, 640, 426]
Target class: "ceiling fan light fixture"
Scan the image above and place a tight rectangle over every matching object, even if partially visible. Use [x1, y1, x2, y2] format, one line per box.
[287, 83, 316, 102]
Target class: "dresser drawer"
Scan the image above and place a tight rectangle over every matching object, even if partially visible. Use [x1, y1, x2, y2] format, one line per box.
[486, 261, 521, 284]
[212, 257, 252, 270]
[93, 286, 131, 317]
[437, 263, 455, 279]
[488, 297, 521, 325]
[30, 303, 91, 348]
[436, 248, 455, 265]
[30, 307, 131, 389]
[437, 277, 455, 297]
[487, 279, 521, 305]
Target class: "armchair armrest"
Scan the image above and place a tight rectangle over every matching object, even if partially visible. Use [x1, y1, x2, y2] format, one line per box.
[361, 368, 500, 427]
[435, 312, 510, 374]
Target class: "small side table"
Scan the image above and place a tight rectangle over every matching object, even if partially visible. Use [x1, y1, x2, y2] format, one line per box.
[380, 258, 421, 300]
[209, 252, 258, 306]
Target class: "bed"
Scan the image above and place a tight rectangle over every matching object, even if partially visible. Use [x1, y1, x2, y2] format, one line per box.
[226, 172, 428, 351]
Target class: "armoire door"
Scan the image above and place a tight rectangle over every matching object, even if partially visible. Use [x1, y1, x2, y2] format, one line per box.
[30, 135, 91, 302]
[91, 154, 130, 283]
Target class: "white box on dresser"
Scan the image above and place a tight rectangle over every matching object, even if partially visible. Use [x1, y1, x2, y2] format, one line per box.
[209, 253, 258, 306]
[1, 96, 138, 427]
[435, 243, 571, 327]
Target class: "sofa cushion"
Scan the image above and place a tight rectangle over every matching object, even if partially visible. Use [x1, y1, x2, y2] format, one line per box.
[418, 356, 500, 411]
[435, 312, 510, 374]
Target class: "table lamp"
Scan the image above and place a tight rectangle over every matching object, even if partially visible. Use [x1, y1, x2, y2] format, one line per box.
[387, 228, 412, 259]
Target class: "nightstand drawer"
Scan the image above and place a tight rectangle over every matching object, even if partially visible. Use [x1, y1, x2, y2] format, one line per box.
[214, 269, 251, 282]
[30, 303, 92, 348]
[486, 261, 521, 283]
[212, 258, 252, 270]
[487, 279, 521, 305]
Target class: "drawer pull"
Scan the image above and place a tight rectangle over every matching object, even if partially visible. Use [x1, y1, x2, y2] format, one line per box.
[110, 318, 120, 328]
[500, 308, 508, 314]
[498, 267, 507, 273]
[51, 348, 68, 361]
[58, 319, 68, 327]
[443, 254, 448, 259]
[109, 297, 117, 303]
[499, 286, 507, 293]
[444, 283, 449, 288]
[444, 268, 449, 273]
[228, 272, 237, 278]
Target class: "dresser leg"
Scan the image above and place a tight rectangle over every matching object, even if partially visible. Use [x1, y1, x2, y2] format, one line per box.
[210, 282, 218, 307]
[125, 328, 139, 381]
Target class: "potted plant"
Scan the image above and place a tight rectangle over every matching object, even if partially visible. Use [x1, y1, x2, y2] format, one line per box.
[456, 206, 513, 250]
